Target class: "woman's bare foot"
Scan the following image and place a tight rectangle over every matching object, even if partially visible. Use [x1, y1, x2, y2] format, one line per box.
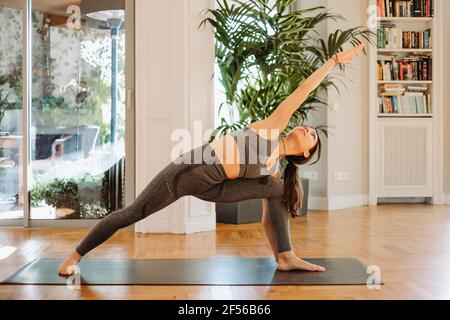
[58, 251, 82, 276]
[277, 251, 326, 272]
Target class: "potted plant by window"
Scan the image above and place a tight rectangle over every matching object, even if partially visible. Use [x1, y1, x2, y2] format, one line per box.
[30, 178, 80, 219]
[30, 173, 110, 220]
[200, 0, 375, 223]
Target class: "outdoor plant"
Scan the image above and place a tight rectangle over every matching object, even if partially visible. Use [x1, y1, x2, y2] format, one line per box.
[0, 70, 20, 126]
[200, 0, 376, 139]
[77, 172, 109, 219]
[31, 177, 80, 211]
[30, 172, 109, 219]
[0, 76, 12, 125]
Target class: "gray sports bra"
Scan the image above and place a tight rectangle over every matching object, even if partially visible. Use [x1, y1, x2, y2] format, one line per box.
[229, 127, 281, 179]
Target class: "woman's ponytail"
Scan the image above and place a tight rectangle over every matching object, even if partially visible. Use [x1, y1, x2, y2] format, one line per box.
[280, 127, 322, 217]
[282, 157, 304, 217]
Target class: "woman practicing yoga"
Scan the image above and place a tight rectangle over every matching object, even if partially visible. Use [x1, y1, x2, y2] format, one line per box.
[59, 44, 365, 276]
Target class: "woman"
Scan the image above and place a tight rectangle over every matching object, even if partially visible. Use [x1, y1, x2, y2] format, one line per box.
[59, 44, 365, 276]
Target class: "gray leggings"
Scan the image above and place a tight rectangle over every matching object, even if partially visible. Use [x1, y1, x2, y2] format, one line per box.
[76, 145, 292, 257]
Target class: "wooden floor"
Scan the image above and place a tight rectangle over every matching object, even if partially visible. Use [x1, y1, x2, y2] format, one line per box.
[0, 204, 449, 300]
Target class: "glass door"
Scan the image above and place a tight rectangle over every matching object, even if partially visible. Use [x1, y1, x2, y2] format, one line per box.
[0, 0, 134, 226]
[0, 1, 24, 226]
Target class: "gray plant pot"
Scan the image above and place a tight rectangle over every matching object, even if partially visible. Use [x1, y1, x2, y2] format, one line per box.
[216, 178, 310, 224]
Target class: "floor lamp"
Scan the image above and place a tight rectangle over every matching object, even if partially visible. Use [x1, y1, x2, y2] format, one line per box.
[81, 0, 125, 144]
[81, 0, 125, 211]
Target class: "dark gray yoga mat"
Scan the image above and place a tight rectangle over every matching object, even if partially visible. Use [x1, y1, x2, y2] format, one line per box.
[1, 257, 383, 286]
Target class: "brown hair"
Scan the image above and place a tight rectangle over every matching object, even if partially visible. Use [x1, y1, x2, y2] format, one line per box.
[282, 130, 322, 218]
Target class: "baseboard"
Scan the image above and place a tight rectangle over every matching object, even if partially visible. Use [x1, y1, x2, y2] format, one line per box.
[29, 219, 102, 228]
[308, 197, 329, 211]
[309, 194, 369, 211]
[309, 194, 450, 210]
[185, 220, 216, 234]
[135, 214, 172, 233]
[379, 197, 428, 204]
[445, 194, 450, 205]
[0, 219, 22, 227]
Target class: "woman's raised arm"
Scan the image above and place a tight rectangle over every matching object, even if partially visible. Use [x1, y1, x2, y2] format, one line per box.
[257, 44, 365, 133]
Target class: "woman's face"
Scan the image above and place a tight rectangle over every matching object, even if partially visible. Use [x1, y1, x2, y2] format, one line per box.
[289, 126, 318, 158]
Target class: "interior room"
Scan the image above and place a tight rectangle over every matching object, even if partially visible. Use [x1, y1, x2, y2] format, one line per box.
[0, 0, 449, 301]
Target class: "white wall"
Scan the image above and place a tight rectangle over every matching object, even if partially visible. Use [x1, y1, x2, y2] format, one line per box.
[326, 0, 369, 203]
[296, 0, 369, 210]
[294, 0, 329, 201]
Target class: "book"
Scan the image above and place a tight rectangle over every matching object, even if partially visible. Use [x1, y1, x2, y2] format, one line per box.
[407, 86, 427, 92]
[378, 0, 433, 18]
[378, 91, 429, 114]
[383, 84, 403, 90]
[377, 55, 432, 81]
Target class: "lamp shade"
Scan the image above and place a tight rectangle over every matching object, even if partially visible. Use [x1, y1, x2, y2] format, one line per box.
[80, 0, 125, 22]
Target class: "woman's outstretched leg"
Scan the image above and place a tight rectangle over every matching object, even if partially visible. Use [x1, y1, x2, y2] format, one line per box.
[59, 151, 225, 276]
[58, 161, 183, 275]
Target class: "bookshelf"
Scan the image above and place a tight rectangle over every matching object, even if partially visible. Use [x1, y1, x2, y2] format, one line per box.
[368, 0, 444, 205]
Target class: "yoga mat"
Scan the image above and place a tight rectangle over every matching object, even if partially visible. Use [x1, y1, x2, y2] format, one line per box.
[1, 257, 383, 286]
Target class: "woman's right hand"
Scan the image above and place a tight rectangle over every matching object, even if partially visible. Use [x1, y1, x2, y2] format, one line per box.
[333, 43, 365, 65]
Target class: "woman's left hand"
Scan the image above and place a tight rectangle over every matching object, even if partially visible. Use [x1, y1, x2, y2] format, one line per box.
[333, 44, 365, 65]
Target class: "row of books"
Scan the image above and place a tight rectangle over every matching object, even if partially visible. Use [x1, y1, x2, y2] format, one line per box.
[377, 0, 434, 17]
[377, 55, 432, 81]
[377, 25, 432, 49]
[378, 84, 431, 114]
[378, 94, 431, 114]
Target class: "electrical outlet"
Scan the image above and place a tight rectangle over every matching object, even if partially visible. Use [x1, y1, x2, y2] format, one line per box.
[342, 172, 351, 181]
[302, 171, 318, 180]
[334, 172, 351, 181]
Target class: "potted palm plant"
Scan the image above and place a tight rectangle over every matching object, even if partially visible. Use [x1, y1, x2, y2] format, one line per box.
[200, 0, 375, 223]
